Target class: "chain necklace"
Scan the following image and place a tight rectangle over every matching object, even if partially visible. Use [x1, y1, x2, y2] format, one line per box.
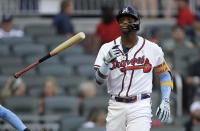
[120, 37, 139, 61]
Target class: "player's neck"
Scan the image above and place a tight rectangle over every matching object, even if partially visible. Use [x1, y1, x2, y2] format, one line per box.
[121, 33, 138, 48]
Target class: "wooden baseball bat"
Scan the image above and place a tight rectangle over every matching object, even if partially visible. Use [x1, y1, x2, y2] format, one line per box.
[14, 32, 86, 78]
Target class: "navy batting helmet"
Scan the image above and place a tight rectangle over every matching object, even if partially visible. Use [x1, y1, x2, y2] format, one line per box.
[116, 6, 140, 31]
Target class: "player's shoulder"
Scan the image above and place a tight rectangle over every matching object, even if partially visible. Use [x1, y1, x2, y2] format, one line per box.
[100, 36, 121, 49]
[138, 36, 163, 56]
[139, 36, 162, 50]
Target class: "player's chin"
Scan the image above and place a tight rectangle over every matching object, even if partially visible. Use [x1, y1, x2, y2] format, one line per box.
[120, 28, 129, 33]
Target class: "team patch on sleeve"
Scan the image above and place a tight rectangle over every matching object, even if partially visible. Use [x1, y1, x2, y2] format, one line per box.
[154, 60, 170, 75]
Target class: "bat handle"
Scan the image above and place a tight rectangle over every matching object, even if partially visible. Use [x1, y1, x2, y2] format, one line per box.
[14, 60, 40, 78]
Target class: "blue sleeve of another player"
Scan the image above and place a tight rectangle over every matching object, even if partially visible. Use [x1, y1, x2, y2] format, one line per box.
[0, 106, 26, 131]
[160, 72, 172, 100]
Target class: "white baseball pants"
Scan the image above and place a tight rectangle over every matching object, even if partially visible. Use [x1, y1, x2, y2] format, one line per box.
[106, 98, 152, 131]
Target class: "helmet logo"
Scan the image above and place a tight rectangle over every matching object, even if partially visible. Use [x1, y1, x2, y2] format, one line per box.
[122, 8, 128, 13]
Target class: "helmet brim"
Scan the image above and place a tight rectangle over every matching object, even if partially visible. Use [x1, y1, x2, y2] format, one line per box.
[116, 13, 139, 22]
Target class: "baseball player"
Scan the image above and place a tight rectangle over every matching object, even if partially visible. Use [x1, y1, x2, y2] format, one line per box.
[94, 6, 173, 131]
[0, 105, 30, 131]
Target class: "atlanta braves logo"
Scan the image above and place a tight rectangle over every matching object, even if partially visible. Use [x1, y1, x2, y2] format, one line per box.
[110, 56, 152, 73]
[122, 7, 128, 13]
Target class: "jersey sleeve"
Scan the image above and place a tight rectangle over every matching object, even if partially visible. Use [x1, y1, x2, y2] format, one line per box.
[153, 44, 164, 67]
[94, 44, 106, 70]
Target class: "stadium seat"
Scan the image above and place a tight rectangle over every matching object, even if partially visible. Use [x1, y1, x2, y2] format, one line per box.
[43, 96, 79, 116]
[81, 33, 101, 54]
[4, 96, 39, 115]
[0, 36, 33, 45]
[25, 54, 60, 65]
[39, 64, 74, 76]
[0, 75, 9, 89]
[1, 65, 36, 76]
[0, 56, 22, 67]
[174, 48, 198, 76]
[151, 126, 185, 131]
[142, 25, 173, 39]
[83, 97, 109, 116]
[57, 87, 66, 96]
[0, 45, 10, 55]
[28, 87, 42, 97]
[78, 127, 106, 131]
[77, 64, 94, 78]
[64, 54, 96, 66]
[13, 43, 46, 56]
[24, 24, 56, 37]
[96, 85, 107, 96]
[54, 76, 88, 96]
[0, 123, 60, 131]
[173, 115, 190, 126]
[56, 75, 87, 89]
[57, 45, 84, 57]
[23, 75, 45, 88]
[61, 116, 85, 131]
[35, 35, 67, 45]
[193, 126, 200, 131]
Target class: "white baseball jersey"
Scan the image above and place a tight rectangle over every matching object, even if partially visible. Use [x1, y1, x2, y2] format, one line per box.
[0, 28, 24, 38]
[94, 36, 164, 97]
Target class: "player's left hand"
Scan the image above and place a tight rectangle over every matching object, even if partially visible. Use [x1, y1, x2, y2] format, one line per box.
[156, 98, 170, 122]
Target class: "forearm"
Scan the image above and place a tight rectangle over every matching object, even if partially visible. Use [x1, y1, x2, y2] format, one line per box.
[160, 72, 172, 100]
[95, 62, 110, 85]
[0, 106, 26, 131]
[95, 45, 120, 85]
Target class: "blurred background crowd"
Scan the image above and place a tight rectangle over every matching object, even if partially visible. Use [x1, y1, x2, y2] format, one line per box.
[0, 0, 200, 131]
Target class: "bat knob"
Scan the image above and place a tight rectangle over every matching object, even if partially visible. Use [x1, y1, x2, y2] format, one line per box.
[14, 73, 19, 79]
[14, 75, 17, 79]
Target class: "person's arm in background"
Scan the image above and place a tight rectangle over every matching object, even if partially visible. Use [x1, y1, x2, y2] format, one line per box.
[61, 16, 74, 38]
[0, 105, 30, 131]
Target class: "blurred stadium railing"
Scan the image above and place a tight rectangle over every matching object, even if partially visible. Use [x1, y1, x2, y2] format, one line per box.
[0, 0, 199, 16]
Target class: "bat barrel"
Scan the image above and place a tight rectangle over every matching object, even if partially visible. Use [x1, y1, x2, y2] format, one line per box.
[50, 32, 86, 56]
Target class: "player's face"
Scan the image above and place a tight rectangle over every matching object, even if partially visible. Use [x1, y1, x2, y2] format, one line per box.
[118, 16, 135, 33]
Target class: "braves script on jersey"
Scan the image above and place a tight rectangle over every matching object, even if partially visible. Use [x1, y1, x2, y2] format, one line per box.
[94, 36, 164, 97]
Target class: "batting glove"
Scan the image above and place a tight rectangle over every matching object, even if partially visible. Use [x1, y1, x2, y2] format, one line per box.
[156, 98, 170, 122]
[104, 45, 121, 65]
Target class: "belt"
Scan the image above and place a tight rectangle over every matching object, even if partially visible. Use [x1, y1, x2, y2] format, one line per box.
[111, 94, 150, 103]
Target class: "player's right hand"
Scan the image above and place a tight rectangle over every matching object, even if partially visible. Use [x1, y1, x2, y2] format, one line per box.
[104, 45, 121, 65]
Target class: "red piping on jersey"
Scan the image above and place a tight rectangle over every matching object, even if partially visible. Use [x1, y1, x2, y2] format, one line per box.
[114, 40, 116, 45]
[94, 65, 100, 68]
[125, 39, 146, 97]
[118, 71, 126, 96]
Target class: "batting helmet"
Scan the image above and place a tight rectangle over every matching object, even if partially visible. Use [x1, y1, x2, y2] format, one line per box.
[116, 6, 140, 31]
